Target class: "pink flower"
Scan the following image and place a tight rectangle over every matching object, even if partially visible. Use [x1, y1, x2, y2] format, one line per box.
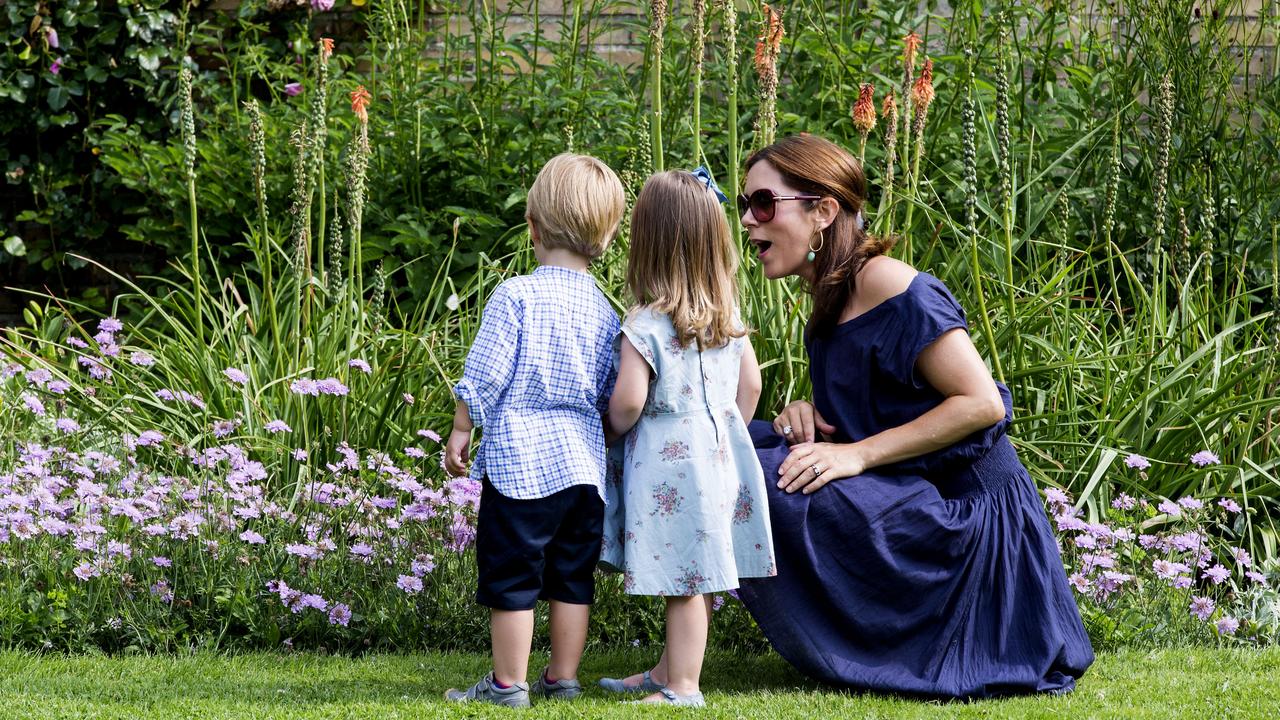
[1067, 573, 1090, 593]
[312, 0, 335, 11]
[402, 393, 414, 405]
[284, 82, 303, 96]
[50, 57, 63, 75]
[1218, 498, 1241, 513]
[47, 28, 60, 49]
[417, 429, 442, 442]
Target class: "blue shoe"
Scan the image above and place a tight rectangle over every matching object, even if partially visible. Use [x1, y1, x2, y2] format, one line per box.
[627, 687, 706, 707]
[444, 671, 531, 708]
[598, 669, 664, 694]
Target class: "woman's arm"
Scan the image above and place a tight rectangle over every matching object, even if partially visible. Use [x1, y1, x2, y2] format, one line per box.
[735, 337, 762, 423]
[777, 327, 1005, 493]
[605, 336, 651, 444]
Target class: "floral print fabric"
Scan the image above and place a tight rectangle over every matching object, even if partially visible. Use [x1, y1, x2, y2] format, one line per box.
[600, 308, 775, 596]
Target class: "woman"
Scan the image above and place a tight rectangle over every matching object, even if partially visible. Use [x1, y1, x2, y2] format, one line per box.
[735, 134, 1093, 698]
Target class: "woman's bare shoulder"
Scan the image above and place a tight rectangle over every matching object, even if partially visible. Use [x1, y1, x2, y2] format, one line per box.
[855, 255, 918, 305]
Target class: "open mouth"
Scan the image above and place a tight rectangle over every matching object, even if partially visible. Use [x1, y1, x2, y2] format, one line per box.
[750, 238, 773, 258]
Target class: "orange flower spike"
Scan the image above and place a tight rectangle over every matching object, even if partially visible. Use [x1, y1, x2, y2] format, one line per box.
[350, 85, 372, 122]
[882, 89, 898, 125]
[320, 37, 335, 62]
[903, 32, 922, 73]
[852, 83, 877, 135]
[912, 58, 935, 112]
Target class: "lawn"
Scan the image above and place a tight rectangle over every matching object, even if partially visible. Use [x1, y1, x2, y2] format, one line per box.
[1, 647, 1277, 719]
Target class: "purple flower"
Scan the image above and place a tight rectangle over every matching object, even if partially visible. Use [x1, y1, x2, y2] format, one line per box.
[1156, 499, 1181, 517]
[315, 377, 349, 396]
[1246, 570, 1267, 585]
[1111, 493, 1136, 511]
[212, 419, 241, 438]
[1232, 547, 1252, 568]
[417, 429, 442, 442]
[402, 393, 414, 405]
[1189, 595, 1215, 621]
[1044, 488, 1070, 506]
[286, 543, 321, 560]
[1124, 453, 1151, 470]
[1190, 450, 1220, 467]
[66, 336, 88, 348]
[47, 28, 59, 49]
[1219, 498, 1241, 513]
[348, 359, 372, 374]
[1177, 496, 1203, 510]
[151, 556, 172, 568]
[1153, 559, 1190, 580]
[135, 430, 164, 447]
[239, 530, 266, 544]
[350, 542, 374, 559]
[328, 603, 352, 626]
[265, 420, 292, 434]
[73, 563, 99, 581]
[21, 393, 46, 416]
[48, 379, 71, 394]
[299, 593, 328, 612]
[129, 351, 156, 367]
[50, 57, 63, 75]
[290, 378, 319, 396]
[411, 554, 435, 576]
[1073, 534, 1098, 549]
[284, 82, 303, 96]
[224, 367, 249, 385]
[98, 317, 123, 333]
[312, 0, 335, 11]
[1215, 616, 1240, 636]
[1203, 564, 1230, 585]
[396, 574, 424, 594]
[404, 446, 426, 459]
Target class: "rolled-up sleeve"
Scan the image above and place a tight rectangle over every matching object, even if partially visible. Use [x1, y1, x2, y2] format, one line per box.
[454, 284, 522, 427]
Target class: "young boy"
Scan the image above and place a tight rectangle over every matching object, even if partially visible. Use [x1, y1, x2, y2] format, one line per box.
[443, 153, 626, 708]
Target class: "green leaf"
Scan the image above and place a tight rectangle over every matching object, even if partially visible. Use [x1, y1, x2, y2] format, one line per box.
[3, 236, 24, 256]
[47, 85, 68, 111]
[85, 65, 108, 83]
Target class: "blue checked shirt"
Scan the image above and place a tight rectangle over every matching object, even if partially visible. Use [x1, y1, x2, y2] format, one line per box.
[454, 265, 620, 500]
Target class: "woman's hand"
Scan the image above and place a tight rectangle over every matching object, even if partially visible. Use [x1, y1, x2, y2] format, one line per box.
[777, 442, 866, 494]
[772, 400, 837, 445]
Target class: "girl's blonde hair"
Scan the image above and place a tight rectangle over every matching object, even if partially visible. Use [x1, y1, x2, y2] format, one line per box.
[628, 170, 748, 350]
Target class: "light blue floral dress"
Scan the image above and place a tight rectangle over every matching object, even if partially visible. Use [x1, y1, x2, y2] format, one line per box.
[600, 307, 775, 596]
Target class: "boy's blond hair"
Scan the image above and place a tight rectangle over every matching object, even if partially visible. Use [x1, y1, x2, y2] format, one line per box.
[525, 153, 626, 260]
[627, 170, 747, 350]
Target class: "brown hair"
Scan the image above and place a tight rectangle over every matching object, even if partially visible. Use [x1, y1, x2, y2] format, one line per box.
[525, 153, 626, 260]
[627, 171, 747, 350]
[745, 134, 895, 335]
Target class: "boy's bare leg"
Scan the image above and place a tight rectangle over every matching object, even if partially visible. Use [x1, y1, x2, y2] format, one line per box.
[491, 608, 535, 685]
[545, 600, 590, 681]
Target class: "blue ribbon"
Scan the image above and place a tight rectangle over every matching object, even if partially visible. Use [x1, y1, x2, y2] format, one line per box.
[689, 166, 728, 204]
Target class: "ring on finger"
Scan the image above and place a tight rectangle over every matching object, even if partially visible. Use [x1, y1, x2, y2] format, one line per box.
[811, 463, 824, 476]
[782, 425, 793, 436]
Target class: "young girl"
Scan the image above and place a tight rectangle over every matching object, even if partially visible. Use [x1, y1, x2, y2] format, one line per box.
[599, 169, 776, 707]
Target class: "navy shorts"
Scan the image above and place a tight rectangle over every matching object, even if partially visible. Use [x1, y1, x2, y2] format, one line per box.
[475, 479, 604, 611]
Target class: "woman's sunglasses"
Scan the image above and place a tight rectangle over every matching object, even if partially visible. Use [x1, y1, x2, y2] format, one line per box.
[736, 188, 822, 223]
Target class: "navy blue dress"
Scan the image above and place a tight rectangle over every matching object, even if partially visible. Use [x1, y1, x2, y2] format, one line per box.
[739, 272, 1093, 699]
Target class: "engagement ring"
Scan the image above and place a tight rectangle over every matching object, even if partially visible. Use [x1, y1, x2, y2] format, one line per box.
[812, 464, 824, 476]
[783, 425, 793, 436]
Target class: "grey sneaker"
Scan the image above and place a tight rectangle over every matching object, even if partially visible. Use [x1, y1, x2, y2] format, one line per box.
[531, 670, 583, 700]
[598, 669, 665, 694]
[444, 672, 531, 708]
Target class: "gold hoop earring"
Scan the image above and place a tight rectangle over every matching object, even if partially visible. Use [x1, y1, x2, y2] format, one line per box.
[806, 232, 825, 262]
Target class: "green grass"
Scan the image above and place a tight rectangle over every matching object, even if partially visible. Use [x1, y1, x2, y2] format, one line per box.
[1, 648, 1278, 718]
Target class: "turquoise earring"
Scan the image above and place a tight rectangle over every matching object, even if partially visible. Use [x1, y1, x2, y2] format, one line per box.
[807, 231, 824, 262]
